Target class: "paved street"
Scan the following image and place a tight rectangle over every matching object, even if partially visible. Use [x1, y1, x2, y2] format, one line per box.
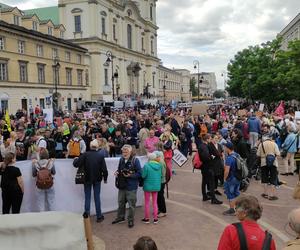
[92, 157, 300, 250]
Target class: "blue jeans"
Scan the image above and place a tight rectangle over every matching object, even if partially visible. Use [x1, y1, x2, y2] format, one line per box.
[84, 182, 102, 218]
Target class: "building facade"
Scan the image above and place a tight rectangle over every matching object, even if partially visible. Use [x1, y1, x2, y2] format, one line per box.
[158, 65, 191, 104]
[0, 6, 90, 114]
[56, 0, 160, 101]
[278, 13, 300, 50]
[191, 72, 217, 98]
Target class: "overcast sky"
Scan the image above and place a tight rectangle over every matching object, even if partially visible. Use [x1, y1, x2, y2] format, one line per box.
[4, 0, 300, 88]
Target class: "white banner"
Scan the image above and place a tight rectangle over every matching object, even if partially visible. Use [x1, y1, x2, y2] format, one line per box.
[0, 157, 148, 215]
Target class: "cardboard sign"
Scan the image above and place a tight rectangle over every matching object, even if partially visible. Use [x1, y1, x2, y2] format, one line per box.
[237, 109, 247, 117]
[83, 112, 93, 119]
[140, 109, 149, 115]
[172, 149, 188, 167]
[192, 104, 208, 116]
[42, 109, 53, 123]
[259, 104, 265, 112]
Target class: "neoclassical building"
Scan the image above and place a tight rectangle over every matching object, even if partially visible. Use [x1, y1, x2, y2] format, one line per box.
[158, 65, 191, 104]
[34, 0, 160, 101]
[0, 4, 89, 114]
[278, 13, 300, 50]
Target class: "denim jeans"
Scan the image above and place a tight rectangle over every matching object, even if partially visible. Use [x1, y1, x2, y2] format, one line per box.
[84, 182, 102, 219]
[37, 186, 55, 212]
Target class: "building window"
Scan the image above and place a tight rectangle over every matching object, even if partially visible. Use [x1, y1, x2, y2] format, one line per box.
[151, 40, 154, 54]
[18, 41, 25, 54]
[85, 69, 89, 86]
[36, 45, 43, 57]
[127, 24, 132, 49]
[48, 26, 53, 35]
[113, 24, 116, 40]
[0, 61, 8, 81]
[52, 48, 58, 59]
[37, 64, 45, 83]
[66, 68, 72, 85]
[101, 17, 106, 34]
[77, 54, 82, 64]
[32, 21, 38, 31]
[74, 15, 81, 33]
[152, 74, 155, 88]
[104, 68, 108, 85]
[77, 69, 83, 85]
[14, 15, 20, 25]
[141, 37, 144, 51]
[65, 51, 71, 62]
[150, 4, 153, 20]
[0, 37, 4, 50]
[60, 31, 64, 38]
[19, 61, 28, 82]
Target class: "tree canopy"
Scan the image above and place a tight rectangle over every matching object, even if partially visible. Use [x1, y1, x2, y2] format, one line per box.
[226, 39, 300, 103]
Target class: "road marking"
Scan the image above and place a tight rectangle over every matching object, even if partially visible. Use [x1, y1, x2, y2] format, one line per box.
[166, 199, 228, 227]
[168, 190, 290, 242]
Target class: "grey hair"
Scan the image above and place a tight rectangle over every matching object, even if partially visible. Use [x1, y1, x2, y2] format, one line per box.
[148, 152, 157, 161]
[288, 208, 300, 235]
[121, 144, 132, 152]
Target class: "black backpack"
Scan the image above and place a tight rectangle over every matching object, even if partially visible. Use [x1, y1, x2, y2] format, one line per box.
[45, 138, 57, 158]
[233, 223, 272, 250]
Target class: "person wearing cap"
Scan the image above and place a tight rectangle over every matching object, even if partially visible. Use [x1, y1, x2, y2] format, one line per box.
[257, 134, 280, 200]
[73, 139, 108, 223]
[284, 208, 300, 250]
[112, 144, 142, 228]
[125, 120, 138, 149]
[223, 141, 241, 215]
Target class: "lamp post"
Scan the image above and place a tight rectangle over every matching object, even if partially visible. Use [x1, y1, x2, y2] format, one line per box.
[193, 60, 200, 101]
[248, 72, 253, 104]
[104, 51, 118, 100]
[53, 56, 60, 114]
[163, 73, 167, 105]
[221, 71, 227, 90]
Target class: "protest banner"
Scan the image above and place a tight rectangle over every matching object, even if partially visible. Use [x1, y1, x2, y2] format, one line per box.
[173, 149, 188, 167]
[192, 104, 208, 116]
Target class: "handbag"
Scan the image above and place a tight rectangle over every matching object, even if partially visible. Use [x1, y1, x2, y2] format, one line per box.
[281, 134, 298, 158]
[293, 172, 300, 199]
[115, 172, 127, 189]
[75, 167, 85, 184]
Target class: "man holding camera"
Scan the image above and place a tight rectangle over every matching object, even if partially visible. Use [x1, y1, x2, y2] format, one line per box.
[112, 144, 142, 228]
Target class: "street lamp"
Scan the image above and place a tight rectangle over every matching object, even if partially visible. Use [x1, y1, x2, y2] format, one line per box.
[163, 73, 168, 105]
[221, 71, 227, 90]
[104, 51, 118, 100]
[248, 72, 253, 104]
[53, 56, 60, 114]
[193, 60, 200, 101]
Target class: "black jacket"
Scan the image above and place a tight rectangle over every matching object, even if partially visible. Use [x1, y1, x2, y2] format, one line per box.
[198, 143, 212, 172]
[73, 150, 108, 184]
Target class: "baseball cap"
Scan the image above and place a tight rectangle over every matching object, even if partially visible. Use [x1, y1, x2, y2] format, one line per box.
[126, 120, 133, 125]
[223, 141, 234, 150]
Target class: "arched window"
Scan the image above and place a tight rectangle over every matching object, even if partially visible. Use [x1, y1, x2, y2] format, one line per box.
[101, 17, 106, 34]
[127, 24, 132, 49]
[150, 40, 154, 54]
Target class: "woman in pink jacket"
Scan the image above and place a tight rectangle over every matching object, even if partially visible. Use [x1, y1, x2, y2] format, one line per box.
[144, 128, 160, 153]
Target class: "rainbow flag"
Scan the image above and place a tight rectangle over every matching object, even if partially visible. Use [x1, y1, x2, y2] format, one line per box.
[5, 110, 12, 132]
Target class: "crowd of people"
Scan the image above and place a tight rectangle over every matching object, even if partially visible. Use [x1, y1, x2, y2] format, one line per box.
[0, 100, 300, 249]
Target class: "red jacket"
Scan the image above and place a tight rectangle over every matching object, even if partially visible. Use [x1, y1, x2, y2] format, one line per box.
[218, 220, 276, 250]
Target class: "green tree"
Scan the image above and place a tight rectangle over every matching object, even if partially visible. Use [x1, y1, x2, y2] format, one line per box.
[213, 90, 226, 98]
[190, 78, 198, 97]
[226, 39, 300, 103]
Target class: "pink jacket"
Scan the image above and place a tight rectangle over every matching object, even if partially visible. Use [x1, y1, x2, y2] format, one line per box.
[144, 136, 160, 153]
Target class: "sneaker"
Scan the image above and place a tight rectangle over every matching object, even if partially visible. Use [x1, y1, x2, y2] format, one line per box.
[261, 193, 269, 199]
[268, 196, 279, 201]
[158, 213, 167, 218]
[128, 221, 134, 228]
[280, 173, 289, 176]
[223, 208, 235, 216]
[112, 218, 125, 224]
[96, 216, 104, 223]
[141, 218, 150, 224]
[153, 219, 158, 224]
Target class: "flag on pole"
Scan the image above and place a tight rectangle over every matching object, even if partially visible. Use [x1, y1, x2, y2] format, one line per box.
[5, 110, 12, 132]
[274, 101, 285, 118]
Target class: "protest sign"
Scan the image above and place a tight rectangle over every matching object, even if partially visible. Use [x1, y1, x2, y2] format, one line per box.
[192, 104, 208, 116]
[173, 149, 188, 167]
